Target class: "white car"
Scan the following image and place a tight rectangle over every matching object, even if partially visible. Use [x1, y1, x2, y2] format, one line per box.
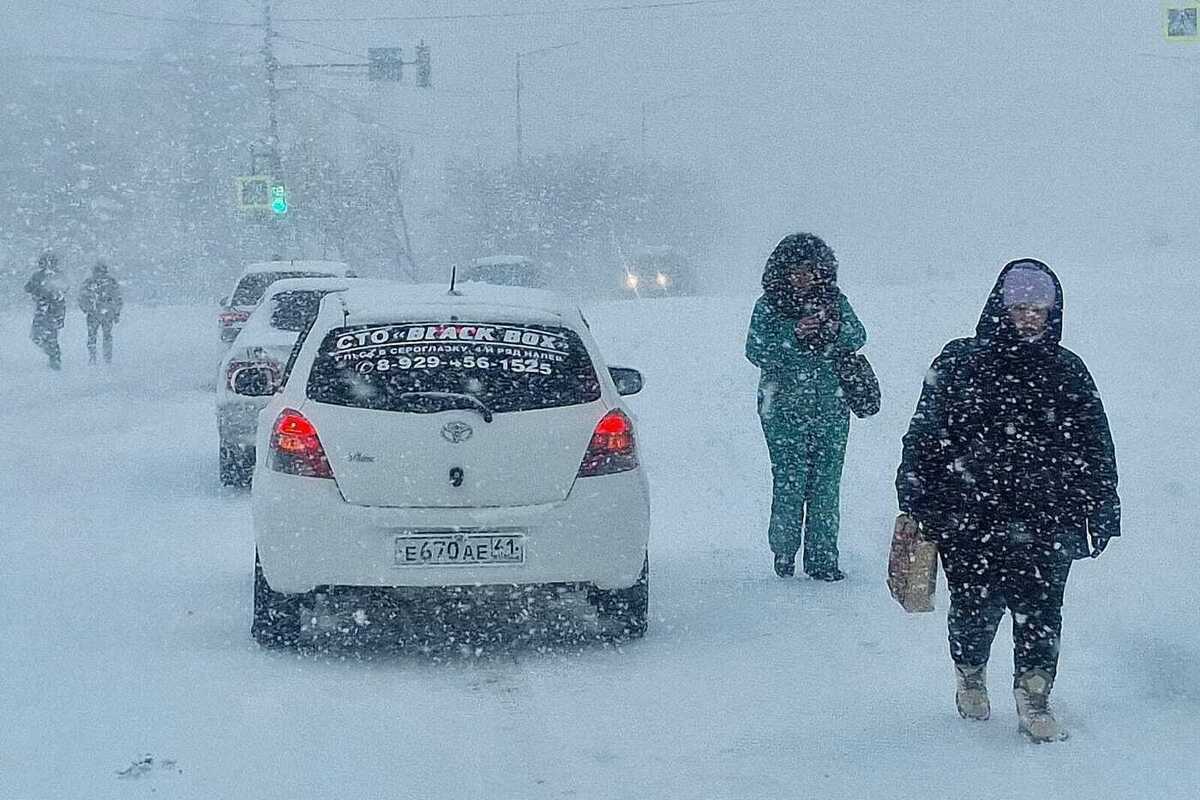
[218, 259, 355, 344]
[216, 276, 358, 485]
[461, 254, 547, 289]
[249, 282, 650, 645]
[620, 246, 697, 297]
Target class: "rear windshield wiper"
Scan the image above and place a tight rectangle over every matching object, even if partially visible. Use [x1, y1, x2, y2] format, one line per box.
[396, 392, 494, 423]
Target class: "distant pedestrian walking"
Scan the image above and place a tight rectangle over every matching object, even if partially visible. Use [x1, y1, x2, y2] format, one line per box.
[745, 233, 867, 581]
[896, 258, 1120, 742]
[25, 252, 67, 370]
[78, 260, 123, 364]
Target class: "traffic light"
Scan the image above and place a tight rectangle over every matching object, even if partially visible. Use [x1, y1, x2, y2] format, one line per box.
[235, 176, 288, 215]
[415, 41, 432, 88]
[368, 47, 403, 82]
[270, 183, 288, 215]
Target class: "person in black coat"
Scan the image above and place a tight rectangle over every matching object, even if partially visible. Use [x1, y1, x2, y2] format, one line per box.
[895, 258, 1120, 742]
[78, 260, 123, 364]
[24, 252, 67, 370]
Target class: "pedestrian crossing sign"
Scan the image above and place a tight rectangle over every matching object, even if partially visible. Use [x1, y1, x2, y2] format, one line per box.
[236, 175, 273, 211]
[1165, 5, 1200, 41]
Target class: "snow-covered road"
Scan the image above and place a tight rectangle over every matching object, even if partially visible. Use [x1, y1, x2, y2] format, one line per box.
[1, 274, 1197, 799]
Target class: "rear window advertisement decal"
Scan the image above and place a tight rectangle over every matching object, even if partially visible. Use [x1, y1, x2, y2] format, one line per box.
[327, 323, 572, 377]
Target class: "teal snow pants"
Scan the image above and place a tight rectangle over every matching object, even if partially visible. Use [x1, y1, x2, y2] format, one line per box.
[758, 398, 849, 575]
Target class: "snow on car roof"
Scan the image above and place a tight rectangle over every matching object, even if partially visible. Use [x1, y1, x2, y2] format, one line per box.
[259, 276, 356, 297]
[468, 255, 533, 267]
[331, 282, 578, 326]
[239, 260, 353, 276]
[235, 277, 357, 335]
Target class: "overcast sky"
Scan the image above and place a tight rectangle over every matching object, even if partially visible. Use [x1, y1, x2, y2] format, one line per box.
[6, 2, 1195, 289]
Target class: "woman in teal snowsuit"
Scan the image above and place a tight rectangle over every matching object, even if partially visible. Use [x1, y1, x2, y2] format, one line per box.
[745, 233, 866, 581]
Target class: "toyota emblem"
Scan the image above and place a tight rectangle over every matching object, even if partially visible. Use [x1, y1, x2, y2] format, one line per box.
[441, 421, 474, 443]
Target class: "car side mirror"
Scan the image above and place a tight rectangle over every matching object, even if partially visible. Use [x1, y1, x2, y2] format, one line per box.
[220, 296, 230, 307]
[231, 365, 280, 397]
[609, 366, 643, 396]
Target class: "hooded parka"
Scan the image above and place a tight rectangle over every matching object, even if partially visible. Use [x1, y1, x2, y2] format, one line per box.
[896, 258, 1120, 556]
[896, 258, 1120, 683]
[746, 234, 866, 576]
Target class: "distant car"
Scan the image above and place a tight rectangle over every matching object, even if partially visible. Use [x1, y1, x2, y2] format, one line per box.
[249, 282, 651, 646]
[460, 255, 547, 289]
[620, 247, 696, 297]
[218, 260, 355, 344]
[216, 277, 357, 486]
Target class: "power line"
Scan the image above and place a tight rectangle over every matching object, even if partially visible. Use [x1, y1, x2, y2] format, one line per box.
[276, 0, 752, 24]
[2, 50, 258, 67]
[274, 32, 361, 60]
[61, 2, 262, 27]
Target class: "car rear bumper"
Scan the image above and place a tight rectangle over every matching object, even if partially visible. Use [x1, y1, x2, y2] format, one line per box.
[252, 467, 650, 594]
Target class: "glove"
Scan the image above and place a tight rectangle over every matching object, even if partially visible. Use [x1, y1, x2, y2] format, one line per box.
[794, 316, 822, 342]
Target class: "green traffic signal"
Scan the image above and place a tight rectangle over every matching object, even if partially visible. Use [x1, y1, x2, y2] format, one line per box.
[270, 184, 288, 215]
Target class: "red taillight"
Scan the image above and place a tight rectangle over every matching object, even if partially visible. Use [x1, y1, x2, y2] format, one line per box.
[268, 409, 333, 479]
[220, 310, 250, 326]
[578, 410, 638, 477]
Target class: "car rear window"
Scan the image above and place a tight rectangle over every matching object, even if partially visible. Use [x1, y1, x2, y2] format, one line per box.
[270, 290, 330, 332]
[231, 272, 331, 306]
[463, 264, 543, 288]
[306, 321, 601, 414]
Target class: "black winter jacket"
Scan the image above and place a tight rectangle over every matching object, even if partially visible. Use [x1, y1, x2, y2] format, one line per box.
[25, 268, 67, 330]
[79, 275, 123, 320]
[896, 260, 1120, 557]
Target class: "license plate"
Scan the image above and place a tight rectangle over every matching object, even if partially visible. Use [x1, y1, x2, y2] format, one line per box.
[394, 533, 525, 567]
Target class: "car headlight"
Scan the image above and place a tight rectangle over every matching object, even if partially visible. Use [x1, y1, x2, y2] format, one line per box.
[655, 272, 669, 287]
[625, 274, 639, 290]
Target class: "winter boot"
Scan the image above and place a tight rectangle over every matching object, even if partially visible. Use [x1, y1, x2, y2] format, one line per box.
[1014, 668, 1065, 742]
[773, 553, 795, 578]
[808, 567, 846, 582]
[954, 663, 990, 720]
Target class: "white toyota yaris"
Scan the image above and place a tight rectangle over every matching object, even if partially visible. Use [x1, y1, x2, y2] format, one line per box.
[250, 282, 651, 646]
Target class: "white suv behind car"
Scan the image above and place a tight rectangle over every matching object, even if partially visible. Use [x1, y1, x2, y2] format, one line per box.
[218, 260, 355, 344]
[216, 276, 357, 486]
[249, 283, 650, 646]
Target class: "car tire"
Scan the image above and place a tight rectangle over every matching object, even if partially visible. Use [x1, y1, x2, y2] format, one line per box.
[592, 553, 649, 640]
[251, 551, 300, 648]
[219, 443, 254, 488]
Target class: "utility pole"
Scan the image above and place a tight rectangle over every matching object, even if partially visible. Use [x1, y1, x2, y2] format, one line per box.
[640, 101, 646, 162]
[513, 42, 579, 170]
[515, 53, 523, 168]
[260, 0, 285, 252]
[261, 0, 280, 163]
